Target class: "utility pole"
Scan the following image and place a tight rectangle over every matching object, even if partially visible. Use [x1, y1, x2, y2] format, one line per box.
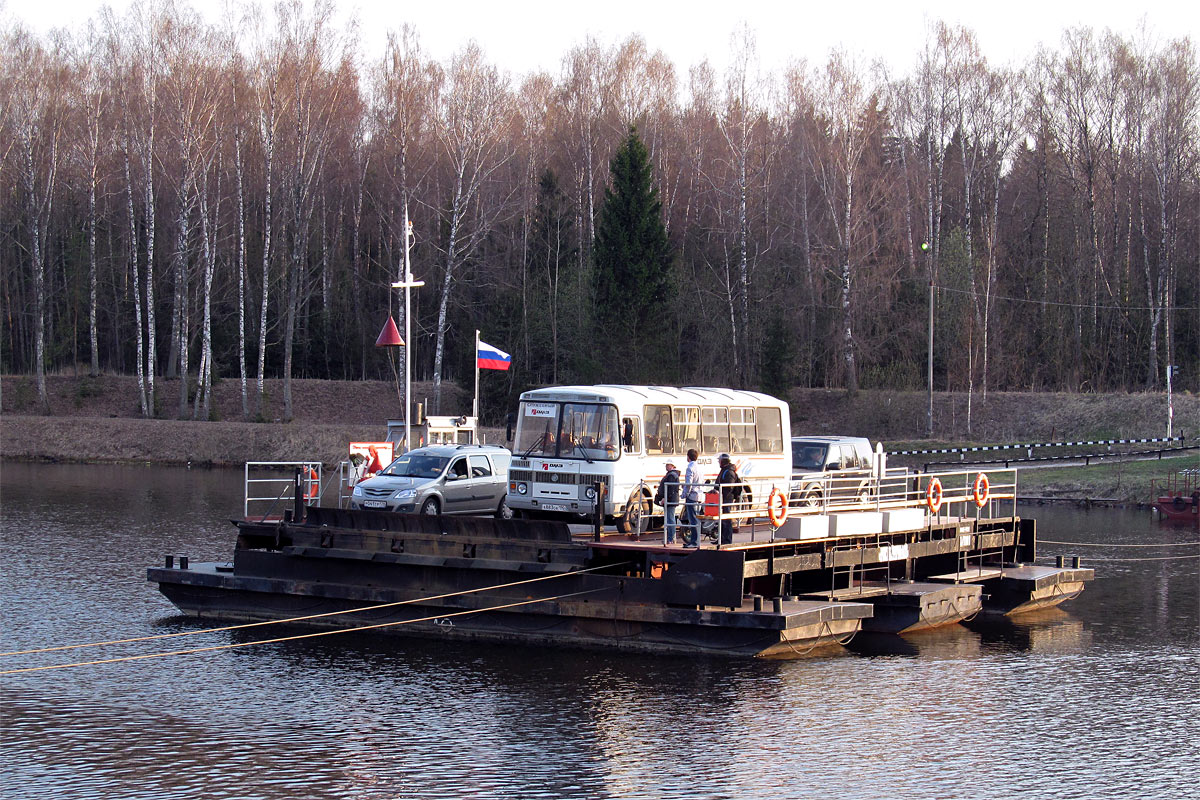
[392, 202, 424, 453]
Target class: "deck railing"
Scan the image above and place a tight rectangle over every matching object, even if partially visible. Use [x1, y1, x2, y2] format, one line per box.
[637, 466, 1019, 545]
[243, 461, 324, 520]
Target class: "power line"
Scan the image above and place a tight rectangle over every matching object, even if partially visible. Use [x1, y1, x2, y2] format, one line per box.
[936, 281, 1200, 311]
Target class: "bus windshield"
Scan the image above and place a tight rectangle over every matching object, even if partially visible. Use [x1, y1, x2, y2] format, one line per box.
[515, 401, 620, 461]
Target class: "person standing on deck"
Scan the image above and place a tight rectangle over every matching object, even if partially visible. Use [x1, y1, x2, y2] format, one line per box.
[714, 453, 741, 545]
[655, 461, 681, 544]
[682, 449, 702, 547]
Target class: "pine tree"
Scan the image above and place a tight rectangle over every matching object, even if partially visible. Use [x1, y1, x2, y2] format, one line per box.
[593, 127, 673, 382]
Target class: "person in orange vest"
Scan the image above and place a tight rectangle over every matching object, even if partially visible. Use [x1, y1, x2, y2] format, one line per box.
[366, 445, 384, 476]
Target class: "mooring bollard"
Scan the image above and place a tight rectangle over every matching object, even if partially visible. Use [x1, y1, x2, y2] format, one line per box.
[179, 555, 189, 570]
[752, 595, 763, 612]
[1056, 555, 1065, 568]
[773, 597, 783, 613]
[165, 555, 174, 568]
[1071, 556, 1081, 568]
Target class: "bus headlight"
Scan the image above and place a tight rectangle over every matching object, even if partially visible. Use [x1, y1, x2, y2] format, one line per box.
[584, 486, 597, 500]
[513, 482, 528, 495]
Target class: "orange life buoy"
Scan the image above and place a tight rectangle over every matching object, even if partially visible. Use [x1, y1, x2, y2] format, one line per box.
[973, 472, 990, 507]
[926, 477, 943, 514]
[767, 487, 788, 528]
[305, 467, 319, 502]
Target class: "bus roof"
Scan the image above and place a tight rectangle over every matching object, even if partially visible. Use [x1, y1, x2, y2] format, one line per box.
[517, 385, 787, 407]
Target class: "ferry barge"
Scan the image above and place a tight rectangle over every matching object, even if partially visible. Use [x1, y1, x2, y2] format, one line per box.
[148, 464, 1093, 658]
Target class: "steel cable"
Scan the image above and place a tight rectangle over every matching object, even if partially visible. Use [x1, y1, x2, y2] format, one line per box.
[0, 588, 608, 675]
[0, 561, 630, 658]
[1038, 539, 1199, 547]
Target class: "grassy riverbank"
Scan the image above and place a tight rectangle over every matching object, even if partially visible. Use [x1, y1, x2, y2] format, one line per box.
[2, 374, 1194, 503]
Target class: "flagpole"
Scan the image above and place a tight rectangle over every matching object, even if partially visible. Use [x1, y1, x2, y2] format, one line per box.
[474, 328, 480, 425]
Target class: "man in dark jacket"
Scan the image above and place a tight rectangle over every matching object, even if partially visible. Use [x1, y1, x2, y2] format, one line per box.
[713, 453, 741, 544]
[655, 461, 682, 544]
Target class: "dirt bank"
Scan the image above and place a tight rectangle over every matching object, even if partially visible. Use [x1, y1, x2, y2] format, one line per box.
[2, 374, 1194, 474]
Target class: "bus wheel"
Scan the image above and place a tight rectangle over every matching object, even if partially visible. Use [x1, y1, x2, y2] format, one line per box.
[617, 492, 647, 535]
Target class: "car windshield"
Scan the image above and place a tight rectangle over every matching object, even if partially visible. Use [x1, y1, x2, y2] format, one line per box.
[380, 454, 448, 478]
[791, 442, 828, 471]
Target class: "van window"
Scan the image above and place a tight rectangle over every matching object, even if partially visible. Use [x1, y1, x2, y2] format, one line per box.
[449, 458, 469, 479]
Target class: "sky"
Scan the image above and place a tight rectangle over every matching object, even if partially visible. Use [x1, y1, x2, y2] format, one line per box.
[6, 0, 1198, 80]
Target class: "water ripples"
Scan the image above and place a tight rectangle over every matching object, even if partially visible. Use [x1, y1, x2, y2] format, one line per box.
[3, 464, 1197, 799]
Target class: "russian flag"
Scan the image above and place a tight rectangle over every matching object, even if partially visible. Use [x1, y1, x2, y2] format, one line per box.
[477, 341, 511, 371]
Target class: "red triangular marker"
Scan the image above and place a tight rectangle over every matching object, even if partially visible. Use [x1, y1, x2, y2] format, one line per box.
[375, 315, 404, 347]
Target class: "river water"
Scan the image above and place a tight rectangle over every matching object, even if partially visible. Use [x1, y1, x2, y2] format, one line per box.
[1, 462, 1197, 800]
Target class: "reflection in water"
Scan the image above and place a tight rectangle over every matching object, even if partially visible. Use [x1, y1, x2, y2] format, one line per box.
[2, 463, 1197, 800]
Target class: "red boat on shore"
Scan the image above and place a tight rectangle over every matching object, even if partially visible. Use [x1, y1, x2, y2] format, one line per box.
[1151, 467, 1200, 525]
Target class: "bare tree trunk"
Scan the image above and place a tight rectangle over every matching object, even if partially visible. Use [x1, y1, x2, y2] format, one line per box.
[124, 151, 149, 416]
[255, 104, 274, 420]
[234, 123, 249, 418]
[87, 163, 99, 377]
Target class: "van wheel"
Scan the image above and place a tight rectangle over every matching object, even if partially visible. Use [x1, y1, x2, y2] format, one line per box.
[420, 497, 441, 516]
[496, 498, 514, 520]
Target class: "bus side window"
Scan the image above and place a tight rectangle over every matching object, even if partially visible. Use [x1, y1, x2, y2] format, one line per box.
[622, 417, 640, 453]
[644, 405, 672, 454]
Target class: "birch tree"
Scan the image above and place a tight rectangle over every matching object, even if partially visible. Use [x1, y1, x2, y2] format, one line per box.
[810, 50, 880, 393]
[429, 43, 515, 412]
[9, 28, 66, 412]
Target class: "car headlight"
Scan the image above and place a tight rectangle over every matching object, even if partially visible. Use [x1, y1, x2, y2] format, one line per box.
[352, 486, 364, 497]
[394, 488, 416, 499]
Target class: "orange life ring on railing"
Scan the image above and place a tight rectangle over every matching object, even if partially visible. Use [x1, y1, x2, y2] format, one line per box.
[767, 487, 789, 528]
[926, 477, 943, 514]
[305, 467, 319, 502]
[973, 472, 990, 508]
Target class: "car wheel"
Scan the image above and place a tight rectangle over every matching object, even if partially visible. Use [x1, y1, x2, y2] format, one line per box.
[496, 498, 514, 520]
[420, 497, 440, 516]
[802, 488, 823, 508]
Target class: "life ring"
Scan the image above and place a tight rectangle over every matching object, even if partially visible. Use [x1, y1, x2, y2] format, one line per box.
[973, 472, 990, 508]
[305, 467, 319, 502]
[926, 478, 943, 514]
[767, 487, 788, 528]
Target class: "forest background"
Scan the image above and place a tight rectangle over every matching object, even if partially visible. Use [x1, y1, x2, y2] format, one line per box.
[2, 0, 1197, 435]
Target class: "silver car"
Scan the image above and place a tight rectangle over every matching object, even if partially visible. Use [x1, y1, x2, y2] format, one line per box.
[350, 444, 514, 519]
[789, 435, 875, 507]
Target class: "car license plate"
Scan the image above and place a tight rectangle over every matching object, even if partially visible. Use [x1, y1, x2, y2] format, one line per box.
[541, 503, 568, 512]
[363, 500, 387, 509]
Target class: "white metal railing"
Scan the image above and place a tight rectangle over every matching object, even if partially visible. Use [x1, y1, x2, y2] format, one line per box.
[244, 461, 324, 520]
[636, 466, 1019, 545]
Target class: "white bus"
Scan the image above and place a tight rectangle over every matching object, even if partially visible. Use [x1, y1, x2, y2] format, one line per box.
[506, 385, 791, 531]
